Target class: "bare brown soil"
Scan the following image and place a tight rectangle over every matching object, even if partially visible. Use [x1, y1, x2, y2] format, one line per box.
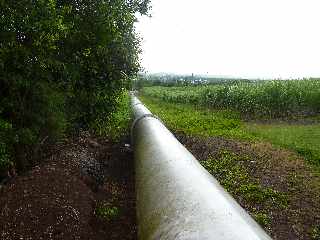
[175, 132, 320, 240]
[0, 132, 136, 240]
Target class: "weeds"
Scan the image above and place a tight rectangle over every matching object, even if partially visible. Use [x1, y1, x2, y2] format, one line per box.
[200, 150, 288, 228]
[252, 211, 272, 228]
[95, 202, 120, 222]
[312, 226, 320, 240]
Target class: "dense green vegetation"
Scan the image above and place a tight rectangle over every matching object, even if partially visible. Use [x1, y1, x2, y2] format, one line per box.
[0, 0, 150, 176]
[143, 80, 320, 118]
[93, 91, 131, 141]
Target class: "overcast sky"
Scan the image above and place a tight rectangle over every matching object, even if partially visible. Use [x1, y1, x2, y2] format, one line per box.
[135, 0, 320, 79]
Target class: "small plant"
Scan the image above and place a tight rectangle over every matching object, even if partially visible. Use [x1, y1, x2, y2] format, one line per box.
[238, 184, 288, 208]
[200, 151, 250, 193]
[95, 202, 120, 222]
[200, 151, 288, 207]
[252, 211, 272, 228]
[312, 226, 320, 240]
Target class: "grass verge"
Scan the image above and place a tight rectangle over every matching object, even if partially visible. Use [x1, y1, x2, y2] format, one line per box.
[139, 96, 251, 140]
[247, 123, 320, 166]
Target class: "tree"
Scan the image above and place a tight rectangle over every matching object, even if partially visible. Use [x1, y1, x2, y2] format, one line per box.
[0, 0, 150, 172]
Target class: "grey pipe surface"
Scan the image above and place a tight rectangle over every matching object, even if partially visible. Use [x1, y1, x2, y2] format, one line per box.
[131, 95, 272, 240]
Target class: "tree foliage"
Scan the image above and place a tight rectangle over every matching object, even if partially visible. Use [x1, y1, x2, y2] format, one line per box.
[0, 0, 150, 173]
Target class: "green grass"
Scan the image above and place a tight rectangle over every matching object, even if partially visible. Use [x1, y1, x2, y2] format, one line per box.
[252, 212, 272, 229]
[139, 96, 251, 140]
[247, 123, 320, 165]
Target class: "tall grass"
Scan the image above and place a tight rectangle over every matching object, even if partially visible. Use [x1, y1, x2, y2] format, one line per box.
[142, 80, 320, 118]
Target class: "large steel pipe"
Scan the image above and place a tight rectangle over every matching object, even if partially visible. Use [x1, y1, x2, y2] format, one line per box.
[131, 95, 272, 240]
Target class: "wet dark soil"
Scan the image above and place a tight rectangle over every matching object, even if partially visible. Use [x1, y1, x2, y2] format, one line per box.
[0, 131, 136, 240]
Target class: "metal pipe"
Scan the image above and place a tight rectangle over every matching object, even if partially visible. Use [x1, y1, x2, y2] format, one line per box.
[131, 95, 272, 240]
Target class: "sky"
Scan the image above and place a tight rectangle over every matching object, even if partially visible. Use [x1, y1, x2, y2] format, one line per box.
[135, 0, 320, 79]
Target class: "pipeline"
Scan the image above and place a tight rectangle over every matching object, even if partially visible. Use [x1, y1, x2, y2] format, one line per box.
[131, 95, 272, 240]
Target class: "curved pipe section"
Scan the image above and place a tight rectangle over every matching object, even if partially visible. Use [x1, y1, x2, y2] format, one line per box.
[131, 95, 272, 240]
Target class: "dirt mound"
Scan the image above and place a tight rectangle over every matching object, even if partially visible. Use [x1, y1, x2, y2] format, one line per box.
[0, 132, 136, 240]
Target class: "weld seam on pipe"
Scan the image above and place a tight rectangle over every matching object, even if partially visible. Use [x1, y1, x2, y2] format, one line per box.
[132, 114, 160, 130]
[133, 102, 144, 107]
[131, 113, 158, 137]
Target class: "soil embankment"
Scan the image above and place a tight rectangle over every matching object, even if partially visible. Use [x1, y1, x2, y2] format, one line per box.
[0, 132, 136, 240]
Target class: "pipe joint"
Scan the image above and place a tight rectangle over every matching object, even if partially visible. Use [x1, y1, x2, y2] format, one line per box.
[131, 113, 161, 138]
